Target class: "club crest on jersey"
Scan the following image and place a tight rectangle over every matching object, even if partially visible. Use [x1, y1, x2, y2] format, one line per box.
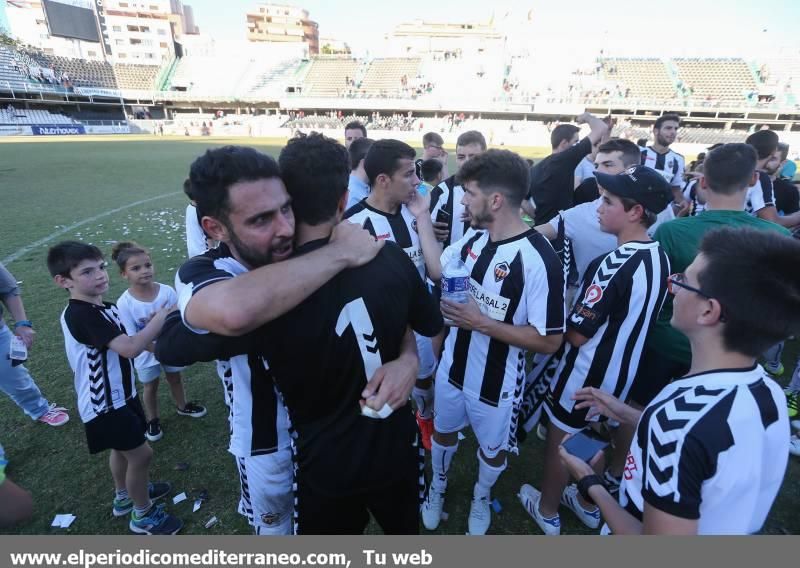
[584, 284, 603, 306]
[411, 218, 418, 233]
[494, 261, 510, 282]
[261, 512, 280, 525]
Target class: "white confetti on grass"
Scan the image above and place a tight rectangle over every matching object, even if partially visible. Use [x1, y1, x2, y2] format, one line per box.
[2, 192, 181, 265]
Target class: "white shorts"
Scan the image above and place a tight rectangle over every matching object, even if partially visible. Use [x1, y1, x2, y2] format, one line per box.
[235, 449, 293, 535]
[137, 364, 185, 384]
[434, 377, 515, 459]
[415, 332, 437, 379]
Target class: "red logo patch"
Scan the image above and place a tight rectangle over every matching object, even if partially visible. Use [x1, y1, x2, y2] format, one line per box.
[467, 248, 478, 260]
[584, 284, 603, 305]
[375, 233, 391, 240]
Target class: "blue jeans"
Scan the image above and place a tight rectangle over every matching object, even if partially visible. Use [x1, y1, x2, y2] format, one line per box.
[0, 324, 49, 420]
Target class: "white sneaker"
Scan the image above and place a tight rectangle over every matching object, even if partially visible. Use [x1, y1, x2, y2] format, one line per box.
[790, 435, 800, 456]
[421, 489, 444, 531]
[518, 484, 560, 536]
[467, 495, 491, 535]
[561, 484, 601, 529]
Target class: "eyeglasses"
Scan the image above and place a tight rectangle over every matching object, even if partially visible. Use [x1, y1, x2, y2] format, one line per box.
[667, 273, 726, 321]
[667, 273, 709, 297]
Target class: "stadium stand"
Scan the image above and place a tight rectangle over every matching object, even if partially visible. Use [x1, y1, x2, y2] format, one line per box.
[0, 105, 77, 124]
[358, 58, 421, 97]
[301, 56, 361, 97]
[419, 54, 505, 104]
[114, 63, 161, 91]
[169, 55, 251, 97]
[756, 55, 800, 106]
[0, 47, 33, 90]
[600, 58, 677, 100]
[673, 58, 758, 103]
[26, 51, 117, 89]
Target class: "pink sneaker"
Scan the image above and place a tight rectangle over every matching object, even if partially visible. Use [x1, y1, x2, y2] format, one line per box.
[38, 403, 69, 427]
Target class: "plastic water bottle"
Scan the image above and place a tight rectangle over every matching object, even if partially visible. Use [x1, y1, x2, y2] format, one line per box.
[441, 257, 471, 325]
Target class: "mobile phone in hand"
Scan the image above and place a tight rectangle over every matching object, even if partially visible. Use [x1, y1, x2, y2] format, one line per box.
[562, 427, 609, 463]
[435, 208, 452, 225]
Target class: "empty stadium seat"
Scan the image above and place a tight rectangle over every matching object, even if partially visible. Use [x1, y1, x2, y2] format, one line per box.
[301, 57, 361, 97]
[114, 63, 161, 91]
[673, 58, 758, 104]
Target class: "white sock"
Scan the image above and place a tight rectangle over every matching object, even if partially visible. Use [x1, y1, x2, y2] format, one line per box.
[430, 438, 458, 494]
[474, 450, 506, 500]
[413, 386, 434, 419]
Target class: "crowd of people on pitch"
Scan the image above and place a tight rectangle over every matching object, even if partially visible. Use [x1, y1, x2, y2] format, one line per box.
[2, 113, 799, 537]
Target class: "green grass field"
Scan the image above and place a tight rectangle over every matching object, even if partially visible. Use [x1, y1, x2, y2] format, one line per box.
[0, 135, 798, 535]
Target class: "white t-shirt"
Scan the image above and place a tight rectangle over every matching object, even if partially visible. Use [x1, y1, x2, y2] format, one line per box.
[547, 199, 675, 285]
[116, 283, 178, 370]
[185, 204, 208, 258]
[574, 156, 596, 184]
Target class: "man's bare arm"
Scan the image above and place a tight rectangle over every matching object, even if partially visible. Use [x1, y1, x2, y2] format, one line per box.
[185, 222, 383, 336]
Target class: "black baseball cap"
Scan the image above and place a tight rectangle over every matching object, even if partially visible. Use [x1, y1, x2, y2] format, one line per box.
[594, 165, 673, 213]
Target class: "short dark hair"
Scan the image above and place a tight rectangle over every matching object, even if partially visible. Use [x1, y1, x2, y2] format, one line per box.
[702, 143, 757, 195]
[456, 149, 530, 207]
[697, 228, 800, 357]
[654, 114, 680, 130]
[620, 196, 658, 228]
[47, 241, 104, 278]
[182, 177, 195, 201]
[778, 142, 790, 162]
[111, 241, 149, 271]
[279, 133, 350, 226]
[420, 159, 443, 183]
[597, 138, 642, 168]
[348, 137, 374, 171]
[456, 130, 487, 150]
[550, 124, 580, 149]
[422, 132, 444, 147]
[364, 139, 416, 186]
[745, 129, 779, 160]
[344, 121, 366, 137]
[636, 138, 648, 147]
[189, 146, 281, 221]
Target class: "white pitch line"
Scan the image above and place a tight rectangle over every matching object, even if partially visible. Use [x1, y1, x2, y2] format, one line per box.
[2, 192, 181, 266]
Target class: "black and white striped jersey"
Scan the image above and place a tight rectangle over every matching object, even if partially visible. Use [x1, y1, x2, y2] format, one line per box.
[344, 200, 426, 279]
[545, 242, 670, 429]
[438, 228, 565, 407]
[429, 175, 470, 248]
[175, 244, 291, 457]
[60, 300, 136, 423]
[620, 365, 789, 534]
[746, 172, 776, 216]
[641, 147, 684, 188]
[683, 179, 706, 216]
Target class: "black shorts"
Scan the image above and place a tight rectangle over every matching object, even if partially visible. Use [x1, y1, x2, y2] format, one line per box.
[296, 474, 420, 535]
[628, 345, 690, 407]
[84, 397, 147, 454]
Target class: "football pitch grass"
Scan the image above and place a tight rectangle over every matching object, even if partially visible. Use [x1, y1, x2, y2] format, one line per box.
[0, 135, 798, 535]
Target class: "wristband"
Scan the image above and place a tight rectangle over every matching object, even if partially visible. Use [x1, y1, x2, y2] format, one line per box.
[13, 320, 32, 329]
[577, 474, 605, 505]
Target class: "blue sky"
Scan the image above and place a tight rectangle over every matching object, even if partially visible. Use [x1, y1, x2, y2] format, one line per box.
[187, 0, 800, 57]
